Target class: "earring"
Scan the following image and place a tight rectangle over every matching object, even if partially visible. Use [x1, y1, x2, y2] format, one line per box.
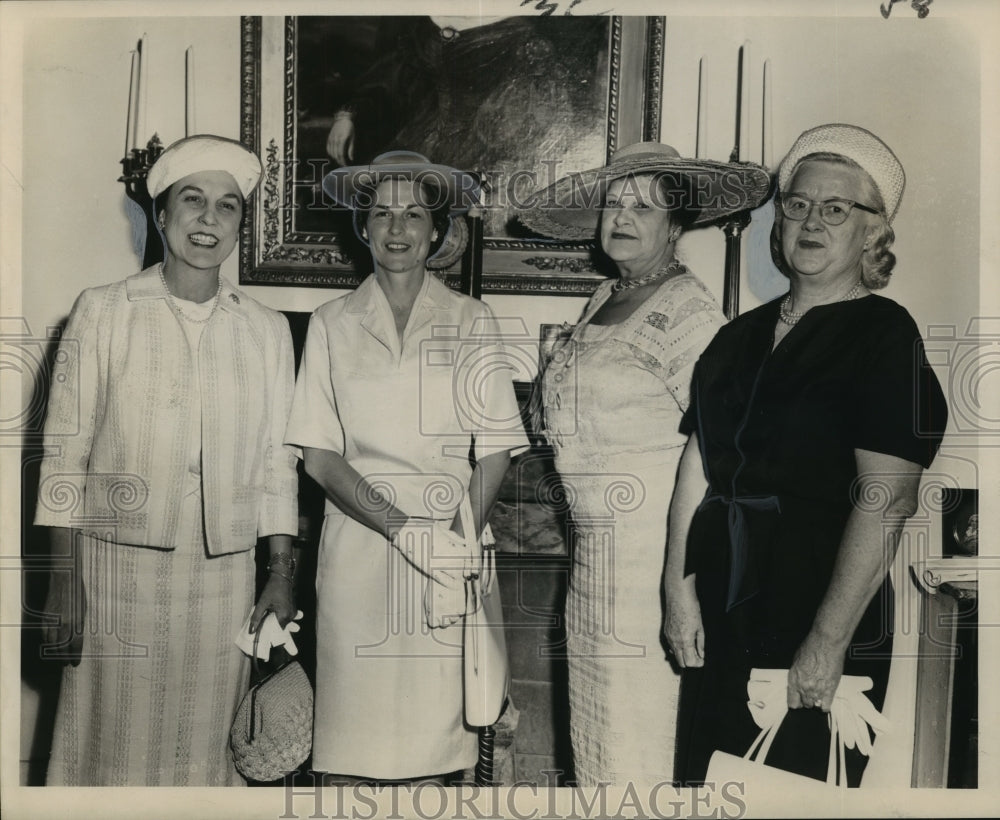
[432, 232, 439, 242]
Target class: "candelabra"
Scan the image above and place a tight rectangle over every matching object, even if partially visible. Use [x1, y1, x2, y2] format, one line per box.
[117, 35, 196, 270]
[711, 43, 773, 320]
[119, 134, 165, 269]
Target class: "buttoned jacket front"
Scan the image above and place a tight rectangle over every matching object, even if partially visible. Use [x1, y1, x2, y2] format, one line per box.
[36, 268, 298, 554]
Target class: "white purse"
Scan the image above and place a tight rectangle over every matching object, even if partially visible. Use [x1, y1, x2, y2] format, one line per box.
[458, 496, 510, 727]
[706, 669, 890, 790]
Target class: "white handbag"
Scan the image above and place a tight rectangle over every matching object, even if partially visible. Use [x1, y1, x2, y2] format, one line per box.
[458, 496, 510, 727]
[706, 669, 890, 790]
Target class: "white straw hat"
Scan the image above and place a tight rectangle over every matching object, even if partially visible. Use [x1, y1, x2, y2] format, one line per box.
[322, 150, 481, 269]
[322, 150, 481, 216]
[518, 142, 771, 241]
[777, 124, 905, 222]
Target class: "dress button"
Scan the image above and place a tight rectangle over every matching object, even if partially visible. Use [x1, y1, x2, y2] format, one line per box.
[554, 373, 564, 383]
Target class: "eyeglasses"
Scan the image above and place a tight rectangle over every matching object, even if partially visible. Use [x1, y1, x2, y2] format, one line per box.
[779, 195, 881, 226]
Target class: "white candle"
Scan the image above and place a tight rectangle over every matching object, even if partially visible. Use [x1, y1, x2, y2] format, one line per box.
[740, 40, 751, 162]
[125, 49, 138, 153]
[762, 60, 773, 169]
[696, 57, 707, 159]
[135, 34, 148, 148]
[185, 46, 195, 137]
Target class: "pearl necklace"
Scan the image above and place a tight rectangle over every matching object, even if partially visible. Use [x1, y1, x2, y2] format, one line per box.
[611, 260, 684, 293]
[779, 281, 864, 326]
[159, 264, 222, 324]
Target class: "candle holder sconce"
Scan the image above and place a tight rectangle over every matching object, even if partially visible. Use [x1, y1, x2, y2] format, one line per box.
[119, 133, 165, 269]
[720, 206, 753, 320]
[716, 44, 773, 321]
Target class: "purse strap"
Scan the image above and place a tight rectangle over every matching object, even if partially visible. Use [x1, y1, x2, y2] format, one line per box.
[458, 493, 495, 591]
[744, 708, 846, 788]
[251, 624, 264, 681]
[249, 628, 264, 742]
[246, 614, 296, 742]
[828, 712, 847, 786]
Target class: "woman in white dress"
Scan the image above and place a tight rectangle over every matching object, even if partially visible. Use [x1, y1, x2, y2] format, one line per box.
[285, 151, 529, 782]
[520, 142, 769, 785]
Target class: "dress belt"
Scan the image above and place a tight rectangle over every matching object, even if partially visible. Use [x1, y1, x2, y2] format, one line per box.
[699, 492, 781, 611]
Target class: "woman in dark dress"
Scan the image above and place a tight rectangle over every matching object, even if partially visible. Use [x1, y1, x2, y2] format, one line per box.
[663, 124, 948, 786]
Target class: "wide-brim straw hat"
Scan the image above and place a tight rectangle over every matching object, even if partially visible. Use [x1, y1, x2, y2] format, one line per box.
[322, 151, 480, 268]
[322, 151, 481, 216]
[147, 135, 262, 199]
[518, 142, 772, 241]
[776, 123, 905, 222]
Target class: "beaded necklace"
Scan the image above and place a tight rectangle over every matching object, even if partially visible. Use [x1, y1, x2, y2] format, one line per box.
[159, 264, 222, 324]
[778, 281, 863, 326]
[611, 259, 684, 294]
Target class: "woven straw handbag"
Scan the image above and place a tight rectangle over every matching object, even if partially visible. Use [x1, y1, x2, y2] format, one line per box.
[230, 628, 314, 782]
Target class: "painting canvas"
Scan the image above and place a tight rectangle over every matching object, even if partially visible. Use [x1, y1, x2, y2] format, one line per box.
[239, 15, 664, 293]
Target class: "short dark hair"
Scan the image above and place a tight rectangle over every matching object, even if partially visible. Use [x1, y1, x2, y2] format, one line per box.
[654, 173, 700, 230]
[153, 187, 170, 222]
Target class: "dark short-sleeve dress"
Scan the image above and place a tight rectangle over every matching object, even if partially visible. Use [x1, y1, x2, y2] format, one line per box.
[676, 294, 948, 786]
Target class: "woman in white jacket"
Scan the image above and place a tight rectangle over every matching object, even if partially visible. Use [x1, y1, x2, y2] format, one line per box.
[36, 135, 299, 786]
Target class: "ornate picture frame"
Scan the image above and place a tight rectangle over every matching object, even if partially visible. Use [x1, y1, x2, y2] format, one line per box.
[238, 15, 664, 295]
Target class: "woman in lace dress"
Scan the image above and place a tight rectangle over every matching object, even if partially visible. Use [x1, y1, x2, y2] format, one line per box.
[520, 143, 769, 785]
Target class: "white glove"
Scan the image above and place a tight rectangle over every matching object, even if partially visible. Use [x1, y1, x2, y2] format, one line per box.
[829, 675, 891, 756]
[746, 668, 890, 758]
[234, 609, 303, 661]
[393, 517, 475, 629]
[393, 518, 471, 589]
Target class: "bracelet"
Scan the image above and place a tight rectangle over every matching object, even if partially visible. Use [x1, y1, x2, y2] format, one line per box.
[267, 553, 296, 575]
[269, 569, 294, 584]
[333, 107, 357, 120]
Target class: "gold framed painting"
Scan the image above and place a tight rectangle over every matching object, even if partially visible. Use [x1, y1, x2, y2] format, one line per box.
[238, 15, 664, 295]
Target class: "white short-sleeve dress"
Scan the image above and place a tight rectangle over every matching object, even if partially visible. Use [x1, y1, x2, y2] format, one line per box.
[285, 272, 529, 779]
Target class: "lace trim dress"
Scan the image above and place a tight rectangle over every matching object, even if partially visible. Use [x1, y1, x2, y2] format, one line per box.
[540, 270, 724, 785]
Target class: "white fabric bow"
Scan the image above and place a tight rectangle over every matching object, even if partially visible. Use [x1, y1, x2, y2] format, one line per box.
[234, 609, 303, 661]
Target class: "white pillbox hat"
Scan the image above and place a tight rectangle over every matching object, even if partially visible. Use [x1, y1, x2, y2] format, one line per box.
[147, 135, 262, 200]
[777, 124, 905, 222]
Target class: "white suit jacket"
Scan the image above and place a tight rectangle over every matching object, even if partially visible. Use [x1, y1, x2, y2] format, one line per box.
[35, 268, 298, 554]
